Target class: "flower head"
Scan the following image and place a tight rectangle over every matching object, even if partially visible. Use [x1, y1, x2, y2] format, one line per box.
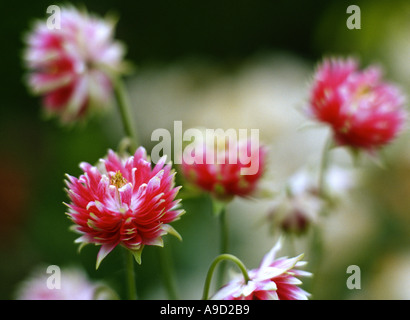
[308, 57, 407, 151]
[24, 6, 126, 122]
[180, 132, 267, 201]
[65, 147, 184, 268]
[212, 239, 311, 300]
[15, 266, 114, 300]
[267, 165, 357, 235]
[267, 195, 317, 236]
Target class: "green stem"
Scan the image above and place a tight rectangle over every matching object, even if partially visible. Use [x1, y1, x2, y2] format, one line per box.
[113, 77, 139, 151]
[114, 76, 180, 300]
[217, 207, 229, 287]
[307, 224, 324, 297]
[309, 131, 333, 297]
[114, 77, 181, 300]
[202, 254, 250, 300]
[318, 132, 332, 199]
[114, 77, 140, 300]
[158, 246, 179, 300]
[124, 249, 137, 300]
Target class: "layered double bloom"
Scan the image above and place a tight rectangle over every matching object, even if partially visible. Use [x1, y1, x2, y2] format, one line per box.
[65, 147, 184, 268]
[212, 240, 311, 300]
[24, 7, 126, 122]
[309, 58, 407, 151]
[180, 136, 267, 201]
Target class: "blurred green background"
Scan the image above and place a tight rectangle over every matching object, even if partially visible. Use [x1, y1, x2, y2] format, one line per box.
[1, 0, 410, 300]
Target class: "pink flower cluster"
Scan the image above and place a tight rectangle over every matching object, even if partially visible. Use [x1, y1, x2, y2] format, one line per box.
[65, 147, 184, 268]
[309, 58, 407, 151]
[15, 267, 112, 300]
[22, 3, 410, 302]
[180, 137, 267, 201]
[212, 240, 311, 300]
[24, 7, 125, 122]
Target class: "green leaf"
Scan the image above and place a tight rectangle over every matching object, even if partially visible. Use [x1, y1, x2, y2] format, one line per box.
[162, 224, 183, 242]
[131, 246, 144, 265]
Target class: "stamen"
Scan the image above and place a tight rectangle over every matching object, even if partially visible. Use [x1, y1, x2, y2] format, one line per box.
[110, 171, 127, 189]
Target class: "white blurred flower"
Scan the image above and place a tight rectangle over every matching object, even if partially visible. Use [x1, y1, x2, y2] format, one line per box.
[288, 164, 358, 199]
[15, 266, 116, 300]
[266, 164, 359, 235]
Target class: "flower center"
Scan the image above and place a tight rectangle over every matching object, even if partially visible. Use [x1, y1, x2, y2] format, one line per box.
[353, 84, 374, 103]
[110, 171, 127, 189]
[347, 84, 374, 115]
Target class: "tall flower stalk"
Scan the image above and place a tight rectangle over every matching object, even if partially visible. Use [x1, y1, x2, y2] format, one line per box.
[216, 206, 229, 287]
[111, 63, 180, 300]
[111, 69, 139, 301]
[317, 131, 333, 200]
[180, 133, 267, 287]
[112, 77, 139, 150]
[124, 249, 137, 300]
[304, 56, 408, 295]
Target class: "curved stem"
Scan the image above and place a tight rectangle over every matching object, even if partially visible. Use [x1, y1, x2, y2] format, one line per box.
[202, 253, 250, 300]
[113, 77, 139, 151]
[124, 249, 137, 300]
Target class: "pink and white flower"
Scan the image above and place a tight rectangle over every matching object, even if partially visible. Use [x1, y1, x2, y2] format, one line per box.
[180, 134, 267, 201]
[24, 6, 126, 122]
[212, 239, 311, 300]
[65, 147, 184, 268]
[308, 57, 407, 151]
[15, 267, 114, 300]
